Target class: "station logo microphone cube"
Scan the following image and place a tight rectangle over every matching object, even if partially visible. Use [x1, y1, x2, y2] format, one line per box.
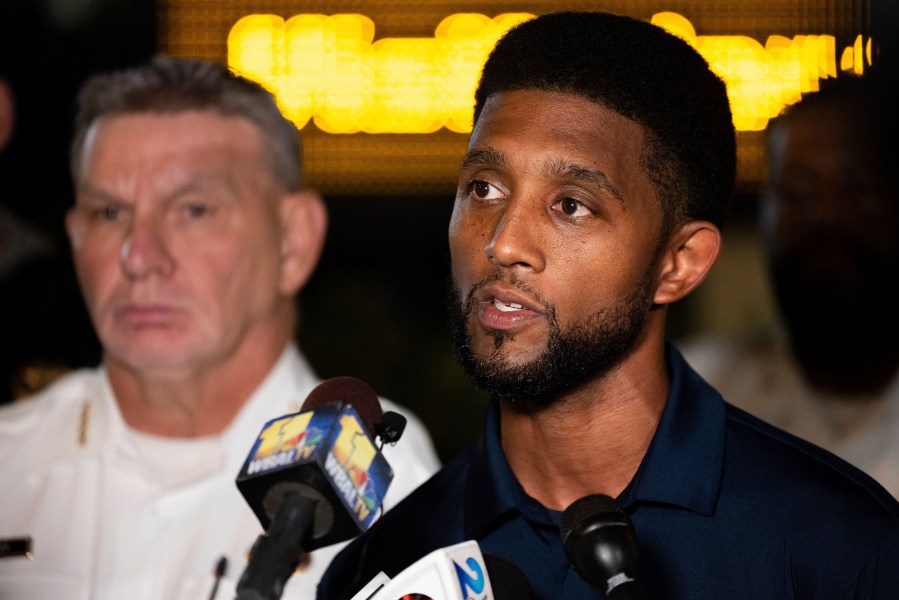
[236, 401, 393, 551]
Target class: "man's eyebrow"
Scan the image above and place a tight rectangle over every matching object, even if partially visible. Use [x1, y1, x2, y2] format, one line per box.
[546, 158, 624, 204]
[76, 182, 123, 205]
[460, 146, 505, 170]
[460, 147, 625, 204]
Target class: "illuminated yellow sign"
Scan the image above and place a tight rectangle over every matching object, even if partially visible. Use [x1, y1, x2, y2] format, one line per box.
[227, 11, 874, 133]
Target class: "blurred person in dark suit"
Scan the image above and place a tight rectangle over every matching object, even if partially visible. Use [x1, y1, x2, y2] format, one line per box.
[679, 72, 899, 496]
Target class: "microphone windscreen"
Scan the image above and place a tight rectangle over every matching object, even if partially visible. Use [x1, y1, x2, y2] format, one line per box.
[483, 555, 536, 600]
[559, 493, 619, 541]
[559, 494, 646, 598]
[300, 375, 382, 433]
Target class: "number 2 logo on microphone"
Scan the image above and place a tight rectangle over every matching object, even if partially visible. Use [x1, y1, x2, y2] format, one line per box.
[453, 556, 488, 599]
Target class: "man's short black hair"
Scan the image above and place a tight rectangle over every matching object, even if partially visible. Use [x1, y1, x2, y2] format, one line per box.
[474, 11, 737, 233]
[773, 73, 897, 180]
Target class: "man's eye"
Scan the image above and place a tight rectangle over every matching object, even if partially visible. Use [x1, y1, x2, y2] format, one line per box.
[469, 180, 502, 201]
[184, 202, 209, 218]
[555, 196, 591, 217]
[561, 198, 579, 215]
[96, 205, 123, 221]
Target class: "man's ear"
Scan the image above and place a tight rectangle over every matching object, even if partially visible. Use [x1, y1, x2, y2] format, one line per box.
[653, 220, 721, 305]
[278, 189, 327, 297]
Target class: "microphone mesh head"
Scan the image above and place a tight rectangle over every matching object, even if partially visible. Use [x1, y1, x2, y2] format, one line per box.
[559, 494, 642, 592]
[301, 376, 383, 433]
[559, 493, 619, 544]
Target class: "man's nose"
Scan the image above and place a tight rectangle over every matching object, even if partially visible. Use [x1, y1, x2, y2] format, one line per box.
[118, 221, 174, 280]
[484, 199, 546, 272]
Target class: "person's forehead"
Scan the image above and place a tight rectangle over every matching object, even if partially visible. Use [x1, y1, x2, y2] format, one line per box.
[81, 111, 266, 175]
[93, 110, 261, 140]
[788, 100, 871, 143]
[782, 116, 881, 179]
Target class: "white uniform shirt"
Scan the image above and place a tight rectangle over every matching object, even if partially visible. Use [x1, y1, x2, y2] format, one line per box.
[679, 325, 899, 498]
[0, 344, 441, 599]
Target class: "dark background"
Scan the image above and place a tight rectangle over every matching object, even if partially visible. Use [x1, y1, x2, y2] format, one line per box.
[2, 0, 896, 461]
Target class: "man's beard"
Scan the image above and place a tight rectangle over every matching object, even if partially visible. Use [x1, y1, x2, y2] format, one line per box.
[770, 233, 899, 392]
[446, 270, 655, 407]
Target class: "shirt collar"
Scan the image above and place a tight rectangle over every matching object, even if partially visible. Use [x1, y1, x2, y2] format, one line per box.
[618, 344, 725, 515]
[464, 396, 550, 539]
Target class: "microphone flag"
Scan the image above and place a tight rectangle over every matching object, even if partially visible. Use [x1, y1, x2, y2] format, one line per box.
[236, 401, 393, 552]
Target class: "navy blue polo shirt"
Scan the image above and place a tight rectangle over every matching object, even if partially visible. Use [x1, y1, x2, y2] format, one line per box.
[317, 345, 899, 599]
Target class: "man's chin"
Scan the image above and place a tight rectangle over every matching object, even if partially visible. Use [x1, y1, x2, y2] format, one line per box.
[104, 342, 198, 374]
[469, 326, 547, 360]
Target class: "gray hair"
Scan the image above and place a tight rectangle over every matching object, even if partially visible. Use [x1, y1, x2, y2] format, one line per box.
[70, 55, 303, 192]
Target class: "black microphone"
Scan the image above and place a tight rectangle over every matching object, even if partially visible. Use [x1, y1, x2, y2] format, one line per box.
[235, 376, 400, 600]
[559, 494, 648, 600]
[483, 554, 537, 600]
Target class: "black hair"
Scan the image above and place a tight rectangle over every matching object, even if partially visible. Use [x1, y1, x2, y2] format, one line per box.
[773, 73, 897, 179]
[474, 11, 737, 234]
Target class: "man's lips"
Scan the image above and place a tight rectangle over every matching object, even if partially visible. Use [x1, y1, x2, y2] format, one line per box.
[115, 303, 183, 326]
[475, 285, 543, 330]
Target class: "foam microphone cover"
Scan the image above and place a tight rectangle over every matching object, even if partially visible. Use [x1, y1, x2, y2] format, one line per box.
[559, 494, 647, 599]
[300, 376, 383, 432]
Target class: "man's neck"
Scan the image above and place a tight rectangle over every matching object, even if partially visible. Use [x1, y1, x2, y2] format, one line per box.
[500, 342, 669, 511]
